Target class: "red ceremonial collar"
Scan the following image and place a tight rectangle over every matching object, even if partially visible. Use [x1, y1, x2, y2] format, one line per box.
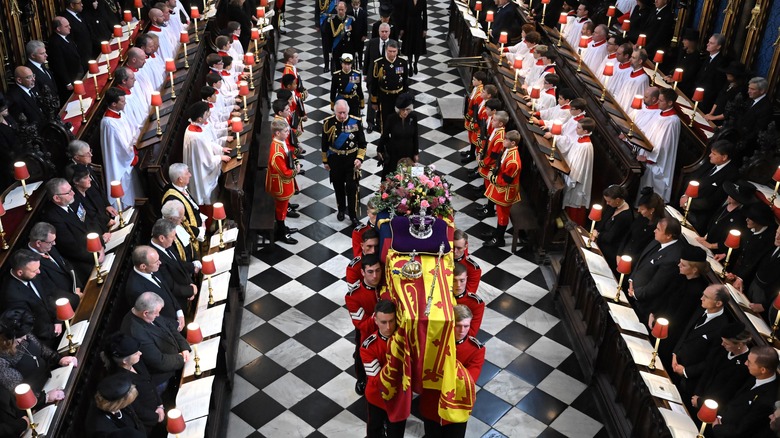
[207, 102, 214, 108]
[618, 61, 631, 69]
[660, 108, 676, 117]
[232, 35, 239, 41]
[188, 124, 203, 132]
[607, 53, 617, 59]
[129, 66, 139, 72]
[220, 70, 230, 76]
[574, 114, 585, 121]
[529, 47, 535, 54]
[535, 59, 544, 66]
[105, 109, 121, 118]
[545, 88, 556, 96]
[646, 103, 659, 109]
[117, 85, 131, 95]
[146, 53, 156, 59]
[630, 69, 645, 78]
[577, 135, 591, 143]
[218, 51, 229, 56]
[560, 104, 571, 110]
[578, 17, 589, 23]
[150, 25, 162, 32]
[592, 39, 606, 47]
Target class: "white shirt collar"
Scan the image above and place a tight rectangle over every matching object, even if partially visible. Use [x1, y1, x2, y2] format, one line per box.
[753, 374, 777, 389]
[659, 239, 677, 250]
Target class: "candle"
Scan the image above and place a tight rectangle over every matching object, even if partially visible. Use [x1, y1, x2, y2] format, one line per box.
[151, 91, 162, 107]
[251, 28, 260, 40]
[530, 87, 541, 99]
[607, 6, 615, 16]
[651, 318, 669, 339]
[617, 255, 632, 274]
[56, 298, 75, 321]
[692, 88, 705, 102]
[603, 62, 614, 77]
[110, 181, 124, 199]
[180, 31, 189, 43]
[486, 11, 494, 22]
[101, 41, 111, 54]
[558, 12, 568, 24]
[475, 1, 482, 10]
[86, 232, 102, 252]
[190, 6, 200, 19]
[631, 95, 643, 110]
[653, 50, 664, 64]
[579, 35, 589, 48]
[550, 121, 563, 136]
[167, 409, 186, 434]
[724, 230, 741, 249]
[165, 58, 176, 72]
[231, 117, 244, 133]
[588, 204, 602, 222]
[672, 68, 684, 82]
[213, 203, 227, 221]
[113, 25, 123, 38]
[636, 34, 646, 47]
[123, 10, 132, 22]
[186, 323, 203, 344]
[685, 181, 700, 198]
[499, 32, 508, 44]
[621, 20, 630, 32]
[73, 81, 86, 96]
[88, 60, 99, 75]
[13, 162, 29, 180]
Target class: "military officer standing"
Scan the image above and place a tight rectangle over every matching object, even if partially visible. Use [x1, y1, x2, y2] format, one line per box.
[323, 1, 354, 72]
[330, 53, 364, 117]
[370, 40, 408, 132]
[322, 100, 367, 226]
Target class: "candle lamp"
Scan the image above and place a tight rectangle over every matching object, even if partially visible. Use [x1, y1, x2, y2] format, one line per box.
[498, 32, 508, 61]
[251, 28, 261, 61]
[601, 62, 614, 101]
[696, 400, 718, 438]
[213, 202, 228, 249]
[486, 11, 494, 35]
[682, 181, 699, 226]
[88, 61, 101, 100]
[186, 323, 204, 376]
[541, 0, 550, 24]
[191, 7, 200, 42]
[151, 91, 163, 136]
[123, 10, 132, 25]
[0, 201, 8, 250]
[110, 181, 126, 228]
[689, 87, 704, 127]
[202, 255, 217, 305]
[73, 80, 87, 123]
[113, 25, 123, 48]
[474, 1, 482, 26]
[180, 31, 190, 68]
[636, 34, 646, 49]
[134, 0, 142, 20]
[651, 50, 664, 85]
[548, 121, 562, 162]
[14, 162, 32, 212]
[529, 86, 541, 112]
[621, 19, 630, 38]
[232, 118, 244, 161]
[672, 68, 683, 90]
[165, 58, 177, 100]
[628, 95, 642, 137]
[244, 53, 256, 90]
[606, 6, 615, 27]
[87, 233, 104, 284]
[586, 204, 602, 248]
[648, 318, 668, 370]
[56, 298, 78, 353]
[577, 36, 588, 72]
[768, 294, 780, 343]
[768, 166, 780, 204]
[15, 384, 39, 437]
[167, 409, 186, 437]
[100, 41, 113, 80]
[512, 57, 522, 92]
[557, 12, 568, 46]
[239, 81, 250, 122]
[615, 255, 632, 302]
[719, 229, 741, 278]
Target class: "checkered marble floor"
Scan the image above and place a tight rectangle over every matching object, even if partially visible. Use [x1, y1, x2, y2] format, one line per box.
[228, 1, 608, 436]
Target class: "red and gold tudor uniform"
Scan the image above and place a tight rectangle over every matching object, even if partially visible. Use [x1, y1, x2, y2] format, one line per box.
[464, 83, 484, 147]
[477, 126, 505, 179]
[455, 251, 482, 295]
[485, 140, 522, 228]
[265, 137, 297, 220]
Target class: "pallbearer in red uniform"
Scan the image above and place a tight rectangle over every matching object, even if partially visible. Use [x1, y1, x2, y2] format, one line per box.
[483, 129, 522, 247]
[452, 263, 485, 337]
[475, 111, 508, 219]
[453, 229, 482, 293]
[462, 71, 486, 162]
[265, 119, 300, 245]
[419, 305, 485, 437]
[351, 199, 377, 257]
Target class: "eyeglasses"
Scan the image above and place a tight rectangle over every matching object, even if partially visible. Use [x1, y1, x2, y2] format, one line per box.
[57, 189, 74, 196]
[78, 149, 93, 156]
[40, 240, 56, 245]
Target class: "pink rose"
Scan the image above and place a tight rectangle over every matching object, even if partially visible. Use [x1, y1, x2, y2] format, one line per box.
[382, 193, 389, 199]
[439, 196, 446, 204]
[400, 198, 408, 205]
[407, 183, 415, 190]
[395, 174, 403, 181]
[420, 200, 430, 208]
[427, 181, 435, 189]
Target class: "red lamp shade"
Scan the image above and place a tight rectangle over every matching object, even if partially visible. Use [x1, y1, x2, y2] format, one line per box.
[617, 255, 632, 274]
[772, 165, 780, 182]
[180, 31, 190, 44]
[186, 323, 203, 344]
[133, 0, 143, 7]
[486, 11, 494, 22]
[672, 68, 684, 82]
[550, 121, 563, 136]
[724, 229, 741, 249]
[165, 58, 176, 72]
[603, 62, 614, 77]
[499, 32, 508, 44]
[201, 255, 216, 276]
[685, 181, 700, 198]
[651, 318, 669, 339]
[14, 384, 37, 410]
[101, 41, 111, 55]
[621, 20, 630, 32]
[110, 181, 124, 199]
[772, 293, 780, 310]
[88, 60, 99, 75]
[0, 202, 6, 217]
[579, 36, 589, 48]
[123, 10, 132, 22]
[73, 81, 86, 96]
[86, 233, 102, 253]
[56, 298, 75, 321]
[513, 58, 523, 69]
[697, 400, 719, 424]
[150, 91, 162, 107]
[256, 7, 265, 18]
[653, 50, 664, 64]
[588, 204, 603, 222]
[607, 5, 615, 16]
[251, 28, 260, 40]
[190, 6, 200, 19]
[692, 87, 705, 102]
[475, 1, 482, 11]
[558, 12, 568, 24]
[636, 34, 646, 47]
[167, 409, 186, 434]
[631, 95, 643, 110]
[260, 0, 268, 6]
[113, 25, 123, 38]
[529, 87, 541, 99]
[231, 117, 244, 133]
[212, 202, 227, 221]
[238, 81, 250, 97]
[542, 0, 550, 4]
[13, 162, 29, 181]
[244, 53, 255, 66]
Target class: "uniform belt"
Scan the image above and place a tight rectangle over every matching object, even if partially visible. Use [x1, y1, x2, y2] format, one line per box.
[380, 87, 403, 94]
[339, 91, 358, 98]
[329, 147, 358, 155]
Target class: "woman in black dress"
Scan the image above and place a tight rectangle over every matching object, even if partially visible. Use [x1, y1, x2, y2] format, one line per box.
[617, 187, 665, 266]
[399, 0, 427, 75]
[376, 93, 419, 178]
[85, 374, 146, 438]
[592, 185, 633, 271]
[69, 164, 114, 235]
[704, 61, 748, 126]
[82, 0, 115, 42]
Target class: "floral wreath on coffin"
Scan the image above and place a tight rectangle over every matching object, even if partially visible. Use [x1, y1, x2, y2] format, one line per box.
[371, 164, 454, 219]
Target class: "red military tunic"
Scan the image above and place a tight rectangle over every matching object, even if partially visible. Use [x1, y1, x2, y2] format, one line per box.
[345, 281, 381, 342]
[418, 336, 485, 425]
[265, 138, 295, 200]
[454, 291, 485, 338]
[361, 331, 389, 409]
[478, 127, 505, 179]
[485, 145, 521, 207]
[465, 84, 484, 146]
[351, 222, 376, 258]
[455, 252, 482, 295]
[346, 255, 363, 284]
[474, 104, 489, 156]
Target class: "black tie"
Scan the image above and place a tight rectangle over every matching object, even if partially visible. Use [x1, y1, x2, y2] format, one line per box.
[166, 248, 177, 260]
[380, 40, 385, 56]
[708, 166, 717, 176]
[151, 274, 163, 288]
[694, 312, 708, 329]
[27, 281, 42, 300]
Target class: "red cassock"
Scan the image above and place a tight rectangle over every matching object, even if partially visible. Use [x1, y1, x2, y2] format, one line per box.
[478, 127, 505, 179]
[485, 145, 521, 207]
[265, 138, 295, 200]
[418, 336, 485, 426]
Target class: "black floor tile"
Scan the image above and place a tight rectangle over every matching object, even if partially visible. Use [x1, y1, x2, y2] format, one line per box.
[480, 267, 522, 291]
[294, 322, 343, 354]
[241, 322, 289, 353]
[233, 391, 286, 429]
[571, 387, 604, 423]
[253, 245, 295, 265]
[515, 388, 568, 425]
[249, 267, 293, 292]
[296, 294, 341, 320]
[296, 267, 340, 291]
[534, 291, 559, 316]
[495, 322, 542, 352]
[538, 427, 569, 438]
[290, 391, 344, 429]
[487, 293, 531, 320]
[556, 353, 586, 382]
[545, 322, 573, 349]
[292, 355, 342, 388]
[505, 353, 554, 386]
[476, 360, 501, 388]
[470, 390, 512, 426]
[471, 247, 512, 267]
[236, 355, 287, 390]
[298, 200, 336, 221]
[523, 267, 550, 290]
[245, 294, 292, 321]
[297, 241, 339, 264]
[346, 397, 368, 422]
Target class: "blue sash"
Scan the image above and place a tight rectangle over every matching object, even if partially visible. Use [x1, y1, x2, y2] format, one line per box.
[329, 117, 358, 155]
[332, 16, 353, 50]
[344, 73, 357, 93]
[319, 0, 336, 26]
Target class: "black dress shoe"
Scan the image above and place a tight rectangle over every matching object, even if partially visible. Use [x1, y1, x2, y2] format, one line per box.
[483, 237, 505, 247]
[355, 379, 366, 395]
[298, 168, 306, 176]
[277, 233, 298, 244]
[286, 209, 301, 218]
[472, 185, 484, 194]
[460, 150, 471, 157]
[366, 125, 373, 133]
[286, 226, 299, 234]
[461, 154, 475, 164]
[350, 217, 359, 227]
[413, 63, 419, 74]
[337, 210, 345, 221]
[476, 208, 496, 219]
[289, 203, 299, 210]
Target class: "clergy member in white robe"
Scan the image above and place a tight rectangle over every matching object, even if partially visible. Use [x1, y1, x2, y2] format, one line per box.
[564, 10, 591, 48]
[183, 102, 232, 205]
[532, 88, 576, 128]
[100, 88, 138, 207]
[605, 44, 633, 96]
[637, 89, 680, 202]
[614, 50, 649, 112]
[582, 25, 609, 73]
[558, 118, 595, 226]
[595, 36, 619, 83]
[114, 67, 147, 138]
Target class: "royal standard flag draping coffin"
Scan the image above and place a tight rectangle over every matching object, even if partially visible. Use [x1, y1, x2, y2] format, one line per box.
[378, 216, 476, 423]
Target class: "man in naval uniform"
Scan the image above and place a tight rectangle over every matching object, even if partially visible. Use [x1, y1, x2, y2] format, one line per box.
[369, 40, 408, 132]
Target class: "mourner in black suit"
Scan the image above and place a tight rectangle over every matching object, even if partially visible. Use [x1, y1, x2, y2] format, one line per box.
[727, 202, 778, 290]
[69, 164, 114, 234]
[363, 26, 392, 131]
[679, 140, 740, 234]
[346, 0, 367, 69]
[671, 284, 731, 395]
[41, 178, 107, 285]
[6, 67, 45, 126]
[125, 246, 185, 332]
[689, 323, 752, 410]
[491, 0, 520, 43]
[150, 220, 196, 312]
[25, 40, 59, 102]
[85, 374, 147, 438]
[733, 77, 773, 154]
[48, 17, 85, 104]
[736, 227, 780, 317]
[628, 217, 683, 323]
[697, 181, 753, 255]
[643, 0, 675, 57]
[64, 0, 97, 67]
[120, 292, 191, 391]
[694, 34, 729, 114]
[28, 222, 84, 302]
[711, 345, 779, 438]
